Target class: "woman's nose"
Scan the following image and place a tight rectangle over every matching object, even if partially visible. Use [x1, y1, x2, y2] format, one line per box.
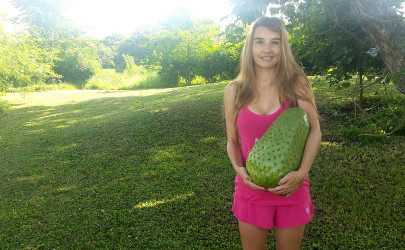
[264, 43, 272, 52]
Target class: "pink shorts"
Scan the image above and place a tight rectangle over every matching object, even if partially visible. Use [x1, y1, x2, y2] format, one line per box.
[232, 198, 314, 229]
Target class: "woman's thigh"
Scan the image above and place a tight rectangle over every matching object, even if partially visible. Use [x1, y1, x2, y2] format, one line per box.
[238, 220, 268, 250]
[275, 225, 305, 250]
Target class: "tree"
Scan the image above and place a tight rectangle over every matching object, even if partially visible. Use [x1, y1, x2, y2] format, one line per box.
[146, 17, 241, 86]
[101, 33, 126, 49]
[97, 43, 115, 69]
[229, 0, 405, 136]
[349, 0, 405, 94]
[0, 26, 54, 90]
[229, 0, 405, 95]
[11, 0, 68, 41]
[282, 0, 387, 105]
[11, 0, 101, 85]
[229, 0, 270, 24]
[114, 32, 152, 72]
[53, 37, 101, 84]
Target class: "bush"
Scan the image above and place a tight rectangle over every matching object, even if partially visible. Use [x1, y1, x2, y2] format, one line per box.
[122, 55, 148, 76]
[0, 92, 8, 113]
[85, 68, 163, 90]
[53, 39, 101, 85]
[158, 63, 180, 87]
[0, 30, 55, 91]
[97, 43, 115, 68]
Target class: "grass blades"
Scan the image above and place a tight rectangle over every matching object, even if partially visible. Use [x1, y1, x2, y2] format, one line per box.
[0, 82, 404, 248]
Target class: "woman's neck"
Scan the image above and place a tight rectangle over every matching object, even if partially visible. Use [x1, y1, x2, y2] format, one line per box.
[254, 67, 276, 86]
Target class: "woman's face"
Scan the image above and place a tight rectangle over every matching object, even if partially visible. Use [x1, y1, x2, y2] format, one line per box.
[252, 26, 281, 70]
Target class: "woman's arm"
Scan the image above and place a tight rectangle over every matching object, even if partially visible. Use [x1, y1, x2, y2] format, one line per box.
[224, 83, 266, 191]
[295, 98, 322, 179]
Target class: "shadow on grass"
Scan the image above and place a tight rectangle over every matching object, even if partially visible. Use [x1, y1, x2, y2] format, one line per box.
[0, 84, 241, 248]
[1, 82, 403, 248]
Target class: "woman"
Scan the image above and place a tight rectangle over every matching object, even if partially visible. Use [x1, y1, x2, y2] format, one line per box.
[224, 16, 322, 249]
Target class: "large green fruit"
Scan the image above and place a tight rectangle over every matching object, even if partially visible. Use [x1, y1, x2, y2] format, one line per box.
[246, 108, 310, 188]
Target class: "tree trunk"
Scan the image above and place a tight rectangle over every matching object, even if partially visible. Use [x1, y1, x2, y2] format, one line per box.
[349, 0, 405, 94]
[187, 41, 191, 85]
[359, 69, 364, 106]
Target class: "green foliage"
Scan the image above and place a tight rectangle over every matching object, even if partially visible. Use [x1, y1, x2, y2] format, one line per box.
[0, 28, 55, 91]
[0, 92, 8, 113]
[85, 68, 162, 90]
[101, 33, 126, 49]
[114, 32, 152, 72]
[147, 18, 241, 86]
[337, 92, 405, 142]
[229, 0, 391, 87]
[11, 0, 67, 35]
[53, 38, 101, 84]
[1, 0, 104, 90]
[191, 75, 207, 85]
[314, 76, 405, 142]
[3, 2, 243, 90]
[97, 43, 115, 68]
[198, 41, 242, 83]
[283, 0, 385, 84]
[122, 55, 147, 76]
[229, 0, 270, 24]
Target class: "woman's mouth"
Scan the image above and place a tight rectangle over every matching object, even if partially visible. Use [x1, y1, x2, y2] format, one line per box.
[261, 56, 273, 61]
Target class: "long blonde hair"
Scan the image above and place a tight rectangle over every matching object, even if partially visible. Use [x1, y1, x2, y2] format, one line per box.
[232, 16, 315, 122]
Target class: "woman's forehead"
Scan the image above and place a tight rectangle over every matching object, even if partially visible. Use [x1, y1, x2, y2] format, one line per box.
[253, 26, 281, 39]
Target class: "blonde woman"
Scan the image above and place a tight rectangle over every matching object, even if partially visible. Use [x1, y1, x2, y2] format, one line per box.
[224, 16, 322, 249]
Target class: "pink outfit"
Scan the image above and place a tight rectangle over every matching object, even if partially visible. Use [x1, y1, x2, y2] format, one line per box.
[232, 100, 313, 229]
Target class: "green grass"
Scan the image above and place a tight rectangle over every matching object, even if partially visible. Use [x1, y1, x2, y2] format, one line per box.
[84, 68, 163, 90]
[6, 68, 165, 93]
[0, 81, 404, 248]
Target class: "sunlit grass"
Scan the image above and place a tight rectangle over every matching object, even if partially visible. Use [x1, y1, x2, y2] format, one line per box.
[85, 68, 163, 90]
[0, 81, 403, 248]
[134, 192, 195, 209]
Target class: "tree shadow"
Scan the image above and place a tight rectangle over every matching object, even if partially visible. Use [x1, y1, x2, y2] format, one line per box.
[0, 84, 238, 248]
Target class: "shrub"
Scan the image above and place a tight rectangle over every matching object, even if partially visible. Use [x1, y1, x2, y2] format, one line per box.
[85, 68, 163, 90]
[123, 55, 148, 76]
[0, 92, 8, 113]
[0, 30, 55, 91]
[191, 75, 207, 85]
[97, 43, 115, 68]
[53, 39, 101, 85]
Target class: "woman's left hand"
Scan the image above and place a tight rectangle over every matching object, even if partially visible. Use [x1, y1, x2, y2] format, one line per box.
[267, 171, 307, 197]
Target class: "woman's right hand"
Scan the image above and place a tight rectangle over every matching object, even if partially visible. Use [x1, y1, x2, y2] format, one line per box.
[237, 167, 267, 191]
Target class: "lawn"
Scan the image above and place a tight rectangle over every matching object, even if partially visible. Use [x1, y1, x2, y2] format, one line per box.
[0, 82, 404, 249]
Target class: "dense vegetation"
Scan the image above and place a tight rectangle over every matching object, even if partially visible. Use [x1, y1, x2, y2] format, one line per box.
[0, 80, 403, 248]
[0, 3, 243, 91]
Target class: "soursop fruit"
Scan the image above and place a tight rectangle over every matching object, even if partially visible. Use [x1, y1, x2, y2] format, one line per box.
[246, 108, 310, 188]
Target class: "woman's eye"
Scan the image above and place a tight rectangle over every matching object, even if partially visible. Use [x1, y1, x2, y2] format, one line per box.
[272, 41, 280, 45]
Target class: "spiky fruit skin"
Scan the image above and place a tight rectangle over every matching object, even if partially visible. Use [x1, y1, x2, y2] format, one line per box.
[246, 108, 310, 188]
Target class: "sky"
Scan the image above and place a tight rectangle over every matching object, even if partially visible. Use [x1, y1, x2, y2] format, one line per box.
[0, 0, 234, 38]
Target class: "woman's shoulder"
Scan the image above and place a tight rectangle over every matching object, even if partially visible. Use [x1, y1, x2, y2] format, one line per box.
[225, 81, 239, 91]
[225, 81, 239, 99]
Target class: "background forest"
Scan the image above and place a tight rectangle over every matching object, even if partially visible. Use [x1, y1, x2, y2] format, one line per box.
[0, 0, 403, 92]
[1, 0, 404, 136]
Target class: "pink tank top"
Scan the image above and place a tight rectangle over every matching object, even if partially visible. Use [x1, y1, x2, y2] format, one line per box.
[235, 99, 310, 205]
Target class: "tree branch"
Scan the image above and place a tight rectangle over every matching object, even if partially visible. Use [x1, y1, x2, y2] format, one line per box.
[358, 115, 405, 137]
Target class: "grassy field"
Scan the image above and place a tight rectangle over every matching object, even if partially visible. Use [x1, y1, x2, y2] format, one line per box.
[0, 81, 404, 249]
